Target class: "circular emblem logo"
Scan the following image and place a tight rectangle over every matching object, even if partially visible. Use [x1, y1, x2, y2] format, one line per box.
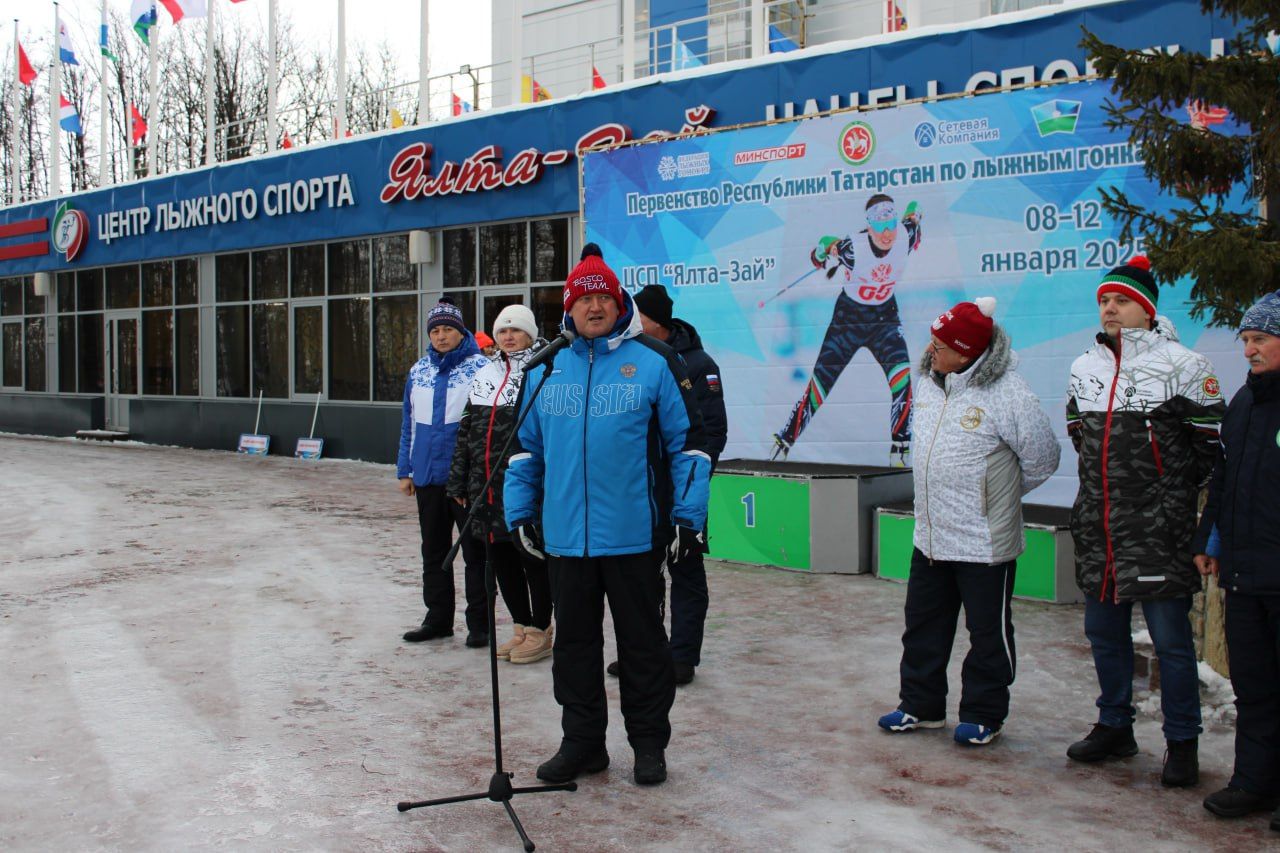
[871, 263, 892, 284]
[1203, 376, 1220, 398]
[959, 406, 985, 430]
[620, 363, 637, 379]
[839, 121, 875, 166]
[51, 202, 89, 262]
[913, 122, 937, 148]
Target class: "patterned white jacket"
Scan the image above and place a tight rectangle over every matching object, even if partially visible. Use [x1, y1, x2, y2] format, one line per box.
[912, 324, 1061, 564]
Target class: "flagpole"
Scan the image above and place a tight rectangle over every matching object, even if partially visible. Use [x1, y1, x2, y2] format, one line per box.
[146, 13, 159, 175]
[204, 0, 215, 164]
[335, 0, 346, 139]
[99, 1, 110, 185]
[510, 0, 522, 106]
[49, 2, 60, 198]
[11, 20, 20, 203]
[622, 0, 634, 82]
[267, 0, 277, 150]
[416, 0, 428, 125]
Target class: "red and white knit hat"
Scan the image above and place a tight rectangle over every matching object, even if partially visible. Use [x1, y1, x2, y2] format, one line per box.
[931, 296, 997, 356]
[563, 244, 624, 313]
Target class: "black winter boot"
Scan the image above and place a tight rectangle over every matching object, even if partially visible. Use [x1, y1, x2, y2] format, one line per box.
[1066, 723, 1139, 762]
[535, 745, 610, 783]
[1161, 738, 1199, 787]
[402, 620, 453, 643]
[1203, 785, 1277, 818]
[633, 748, 667, 785]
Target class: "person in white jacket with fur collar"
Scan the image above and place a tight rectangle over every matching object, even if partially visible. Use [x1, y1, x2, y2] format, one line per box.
[878, 296, 1059, 746]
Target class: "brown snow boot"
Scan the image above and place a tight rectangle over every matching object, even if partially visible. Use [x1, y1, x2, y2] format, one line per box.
[510, 626, 553, 664]
[496, 625, 526, 660]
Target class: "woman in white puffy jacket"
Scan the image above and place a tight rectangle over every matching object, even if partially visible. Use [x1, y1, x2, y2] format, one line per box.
[878, 297, 1059, 746]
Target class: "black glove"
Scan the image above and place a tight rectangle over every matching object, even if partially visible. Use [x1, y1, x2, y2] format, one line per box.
[513, 523, 545, 562]
[667, 525, 704, 564]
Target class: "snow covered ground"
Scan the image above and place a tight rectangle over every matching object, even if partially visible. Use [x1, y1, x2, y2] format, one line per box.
[0, 434, 1272, 851]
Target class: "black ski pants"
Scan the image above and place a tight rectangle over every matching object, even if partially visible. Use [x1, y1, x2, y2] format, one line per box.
[549, 551, 675, 751]
[898, 547, 1017, 729]
[491, 538, 552, 631]
[1225, 591, 1280, 796]
[415, 483, 486, 635]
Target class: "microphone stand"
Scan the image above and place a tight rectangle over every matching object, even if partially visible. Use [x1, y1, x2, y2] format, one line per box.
[397, 351, 569, 852]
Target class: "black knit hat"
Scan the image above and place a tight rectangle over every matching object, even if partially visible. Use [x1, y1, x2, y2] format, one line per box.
[1097, 255, 1158, 318]
[426, 296, 467, 334]
[633, 284, 673, 326]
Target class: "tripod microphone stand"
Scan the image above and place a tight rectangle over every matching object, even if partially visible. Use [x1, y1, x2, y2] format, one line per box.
[398, 352, 570, 852]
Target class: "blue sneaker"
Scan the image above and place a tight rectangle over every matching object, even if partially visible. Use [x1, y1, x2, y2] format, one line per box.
[954, 722, 1001, 745]
[878, 709, 945, 732]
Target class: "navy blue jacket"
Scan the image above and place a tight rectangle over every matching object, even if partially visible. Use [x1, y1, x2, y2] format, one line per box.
[504, 293, 711, 557]
[396, 335, 489, 487]
[1194, 369, 1280, 594]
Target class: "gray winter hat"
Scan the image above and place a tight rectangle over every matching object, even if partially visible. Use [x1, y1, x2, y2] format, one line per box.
[1240, 289, 1280, 338]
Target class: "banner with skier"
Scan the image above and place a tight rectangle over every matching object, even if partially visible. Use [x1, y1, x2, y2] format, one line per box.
[580, 78, 1249, 504]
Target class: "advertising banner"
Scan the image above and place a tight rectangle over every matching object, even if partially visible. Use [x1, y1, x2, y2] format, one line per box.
[582, 79, 1249, 505]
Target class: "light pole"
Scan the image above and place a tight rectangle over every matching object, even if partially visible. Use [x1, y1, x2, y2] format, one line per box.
[460, 64, 480, 111]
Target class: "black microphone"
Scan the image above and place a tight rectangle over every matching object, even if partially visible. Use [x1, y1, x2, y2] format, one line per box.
[524, 330, 574, 373]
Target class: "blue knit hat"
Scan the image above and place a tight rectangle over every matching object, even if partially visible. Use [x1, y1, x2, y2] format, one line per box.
[1240, 289, 1280, 338]
[427, 297, 467, 334]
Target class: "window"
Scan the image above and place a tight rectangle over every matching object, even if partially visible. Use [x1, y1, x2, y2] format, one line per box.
[106, 265, 141, 309]
[78, 314, 104, 393]
[77, 269, 103, 311]
[142, 262, 172, 308]
[175, 308, 199, 396]
[216, 253, 250, 303]
[329, 297, 370, 400]
[142, 311, 174, 395]
[216, 305, 250, 397]
[252, 302, 289, 398]
[294, 304, 324, 396]
[374, 295, 417, 402]
[532, 219, 569, 282]
[480, 222, 527, 285]
[24, 317, 45, 391]
[291, 244, 325, 297]
[1, 322, 20, 386]
[443, 227, 476, 288]
[175, 258, 199, 305]
[532, 286, 565, 339]
[373, 235, 414, 292]
[0, 279, 20, 316]
[58, 316, 76, 392]
[328, 239, 370, 295]
[24, 278, 45, 315]
[57, 272, 76, 313]
[253, 249, 288, 300]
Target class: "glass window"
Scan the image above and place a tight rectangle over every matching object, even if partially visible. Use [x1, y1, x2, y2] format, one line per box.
[531, 286, 565, 339]
[24, 278, 45, 315]
[329, 297, 370, 400]
[0, 279, 20, 316]
[294, 304, 323, 395]
[290, 244, 325, 297]
[175, 258, 199, 305]
[482, 293, 524, 337]
[24, 317, 45, 391]
[57, 273, 76, 313]
[77, 269, 103, 311]
[532, 219, 569, 282]
[374, 295, 418, 402]
[175, 308, 199, 396]
[443, 227, 476, 288]
[373, 234, 414, 292]
[479, 222, 528, 285]
[77, 314, 104, 393]
[252, 248, 288, 300]
[216, 253, 250, 303]
[142, 310, 174, 395]
[1, 322, 20, 386]
[430, 292, 476, 337]
[216, 305, 250, 397]
[115, 317, 139, 396]
[106, 265, 141, 309]
[252, 302, 289, 398]
[328, 239, 370, 295]
[58, 316, 76, 392]
[142, 261, 172, 308]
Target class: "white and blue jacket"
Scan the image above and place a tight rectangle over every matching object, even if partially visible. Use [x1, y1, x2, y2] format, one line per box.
[504, 294, 711, 557]
[396, 335, 489, 487]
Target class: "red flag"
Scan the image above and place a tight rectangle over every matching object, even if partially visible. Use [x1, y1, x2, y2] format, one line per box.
[130, 102, 148, 144]
[591, 66, 606, 90]
[281, 131, 293, 149]
[17, 42, 37, 86]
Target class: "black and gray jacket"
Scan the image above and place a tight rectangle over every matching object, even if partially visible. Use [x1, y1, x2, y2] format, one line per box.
[1066, 316, 1225, 602]
[1193, 369, 1280, 595]
[446, 342, 545, 541]
[665, 318, 727, 468]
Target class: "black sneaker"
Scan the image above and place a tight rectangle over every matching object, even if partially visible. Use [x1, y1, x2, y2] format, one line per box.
[403, 622, 453, 643]
[1161, 738, 1199, 788]
[535, 746, 610, 783]
[633, 749, 667, 785]
[607, 660, 620, 677]
[674, 662, 696, 686]
[1066, 723, 1139, 763]
[465, 632, 490, 649]
[1203, 785, 1277, 818]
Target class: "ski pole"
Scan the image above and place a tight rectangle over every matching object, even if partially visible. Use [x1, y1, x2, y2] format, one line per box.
[757, 265, 823, 308]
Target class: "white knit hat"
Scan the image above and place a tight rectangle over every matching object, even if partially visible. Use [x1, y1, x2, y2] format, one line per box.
[492, 304, 538, 341]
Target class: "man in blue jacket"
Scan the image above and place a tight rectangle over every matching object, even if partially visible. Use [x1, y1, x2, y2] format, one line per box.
[505, 245, 711, 787]
[1196, 290, 1280, 832]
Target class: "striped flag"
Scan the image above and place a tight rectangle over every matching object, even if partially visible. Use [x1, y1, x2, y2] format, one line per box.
[886, 1, 908, 32]
[101, 7, 119, 62]
[59, 95, 84, 135]
[521, 75, 551, 103]
[130, 102, 148, 144]
[451, 93, 472, 116]
[591, 66, 606, 90]
[17, 42, 37, 85]
[58, 19, 80, 65]
[160, 0, 209, 23]
[132, 0, 158, 45]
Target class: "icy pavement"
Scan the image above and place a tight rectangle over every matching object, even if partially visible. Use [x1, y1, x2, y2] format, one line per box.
[0, 434, 1272, 852]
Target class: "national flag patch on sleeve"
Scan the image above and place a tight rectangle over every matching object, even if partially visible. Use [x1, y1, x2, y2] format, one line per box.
[706, 374, 721, 393]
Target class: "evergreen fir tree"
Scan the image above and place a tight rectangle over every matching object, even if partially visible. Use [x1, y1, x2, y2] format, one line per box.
[1082, 0, 1279, 326]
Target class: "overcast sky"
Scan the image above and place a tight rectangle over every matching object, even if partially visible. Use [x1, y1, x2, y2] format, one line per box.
[0, 0, 491, 81]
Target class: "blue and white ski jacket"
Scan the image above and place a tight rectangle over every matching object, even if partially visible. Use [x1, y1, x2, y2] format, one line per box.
[504, 294, 711, 557]
[396, 335, 489, 487]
